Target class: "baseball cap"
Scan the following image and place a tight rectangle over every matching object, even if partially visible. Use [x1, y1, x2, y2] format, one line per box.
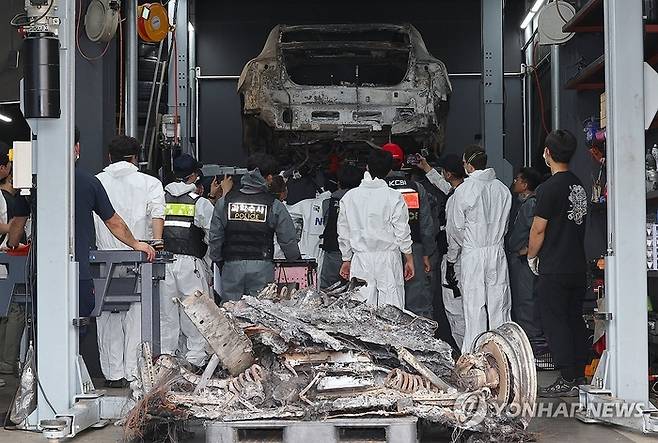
[173, 153, 203, 179]
[437, 154, 466, 178]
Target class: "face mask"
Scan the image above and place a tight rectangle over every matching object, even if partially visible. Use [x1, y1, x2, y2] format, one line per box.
[464, 167, 470, 177]
[543, 152, 550, 168]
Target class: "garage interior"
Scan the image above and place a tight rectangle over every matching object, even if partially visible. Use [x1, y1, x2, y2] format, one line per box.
[0, 0, 656, 441]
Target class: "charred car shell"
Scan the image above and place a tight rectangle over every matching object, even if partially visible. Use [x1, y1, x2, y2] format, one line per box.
[238, 24, 452, 161]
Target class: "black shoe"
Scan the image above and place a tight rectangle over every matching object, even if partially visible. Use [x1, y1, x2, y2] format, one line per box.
[105, 378, 128, 388]
[538, 376, 586, 398]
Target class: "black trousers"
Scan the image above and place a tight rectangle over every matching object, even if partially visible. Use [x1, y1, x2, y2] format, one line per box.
[537, 273, 589, 380]
[509, 255, 544, 343]
[431, 253, 459, 353]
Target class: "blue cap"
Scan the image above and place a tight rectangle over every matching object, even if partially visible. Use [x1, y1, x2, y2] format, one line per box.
[173, 154, 202, 179]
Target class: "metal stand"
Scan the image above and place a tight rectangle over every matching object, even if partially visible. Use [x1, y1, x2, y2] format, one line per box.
[89, 249, 172, 355]
[0, 253, 32, 316]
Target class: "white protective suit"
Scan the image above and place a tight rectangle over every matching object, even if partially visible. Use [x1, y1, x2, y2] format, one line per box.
[337, 172, 413, 308]
[442, 193, 465, 349]
[286, 191, 331, 271]
[426, 168, 465, 348]
[448, 168, 512, 353]
[93, 161, 165, 381]
[160, 182, 214, 366]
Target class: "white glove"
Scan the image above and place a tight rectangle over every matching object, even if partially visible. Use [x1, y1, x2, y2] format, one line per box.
[527, 256, 539, 276]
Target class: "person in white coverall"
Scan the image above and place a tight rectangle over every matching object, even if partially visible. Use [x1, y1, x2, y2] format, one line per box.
[161, 154, 215, 366]
[419, 154, 467, 349]
[448, 145, 512, 352]
[286, 190, 331, 271]
[337, 150, 415, 308]
[93, 136, 165, 386]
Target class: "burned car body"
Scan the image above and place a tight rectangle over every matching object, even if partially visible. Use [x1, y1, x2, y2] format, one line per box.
[238, 24, 452, 161]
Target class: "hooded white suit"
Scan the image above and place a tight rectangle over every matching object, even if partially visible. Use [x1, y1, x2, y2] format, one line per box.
[337, 172, 413, 308]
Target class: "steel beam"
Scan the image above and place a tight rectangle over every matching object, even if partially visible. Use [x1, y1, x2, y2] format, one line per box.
[125, 0, 138, 137]
[603, 0, 648, 405]
[550, 45, 561, 129]
[32, 0, 77, 420]
[168, 0, 190, 154]
[481, 0, 513, 184]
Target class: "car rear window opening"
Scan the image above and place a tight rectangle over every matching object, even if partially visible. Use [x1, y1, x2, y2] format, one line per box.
[281, 29, 411, 87]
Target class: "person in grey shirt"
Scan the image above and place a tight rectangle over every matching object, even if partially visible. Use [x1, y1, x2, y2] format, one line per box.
[209, 154, 301, 301]
[507, 167, 546, 352]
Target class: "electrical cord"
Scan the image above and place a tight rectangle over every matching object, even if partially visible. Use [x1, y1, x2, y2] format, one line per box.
[118, 13, 124, 134]
[25, 191, 58, 416]
[76, 0, 111, 62]
[553, 0, 570, 24]
[173, 33, 179, 144]
[531, 40, 550, 135]
[10, 1, 55, 28]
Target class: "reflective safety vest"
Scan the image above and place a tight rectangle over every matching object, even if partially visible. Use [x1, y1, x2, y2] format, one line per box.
[386, 176, 421, 243]
[163, 192, 207, 258]
[223, 190, 275, 261]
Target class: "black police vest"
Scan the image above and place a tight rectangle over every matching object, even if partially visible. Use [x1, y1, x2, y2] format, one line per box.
[163, 192, 208, 259]
[386, 176, 421, 243]
[223, 190, 275, 261]
[321, 196, 341, 252]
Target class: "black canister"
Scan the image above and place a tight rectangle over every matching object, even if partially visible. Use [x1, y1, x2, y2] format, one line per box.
[23, 35, 60, 118]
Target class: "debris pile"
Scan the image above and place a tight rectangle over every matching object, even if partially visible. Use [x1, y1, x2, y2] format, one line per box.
[126, 281, 537, 441]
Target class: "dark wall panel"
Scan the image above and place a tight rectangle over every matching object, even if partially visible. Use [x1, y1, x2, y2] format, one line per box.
[195, 0, 525, 173]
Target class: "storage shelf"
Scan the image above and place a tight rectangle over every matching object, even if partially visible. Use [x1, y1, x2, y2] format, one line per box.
[565, 55, 605, 91]
[562, 0, 603, 33]
[565, 25, 658, 92]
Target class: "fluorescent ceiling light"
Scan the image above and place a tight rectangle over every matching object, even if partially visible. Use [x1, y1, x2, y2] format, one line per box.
[521, 0, 547, 29]
[0, 113, 12, 123]
[188, 22, 195, 32]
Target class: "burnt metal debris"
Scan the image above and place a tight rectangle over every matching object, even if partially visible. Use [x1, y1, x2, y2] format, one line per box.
[125, 281, 536, 442]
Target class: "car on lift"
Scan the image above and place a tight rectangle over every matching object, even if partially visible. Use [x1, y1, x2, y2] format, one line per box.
[237, 23, 452, 164]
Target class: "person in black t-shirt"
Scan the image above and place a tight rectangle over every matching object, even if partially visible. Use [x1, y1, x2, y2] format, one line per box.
[528, 129, 589, 397]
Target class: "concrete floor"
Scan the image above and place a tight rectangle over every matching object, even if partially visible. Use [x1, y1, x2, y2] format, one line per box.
[0, 371, 656, 442]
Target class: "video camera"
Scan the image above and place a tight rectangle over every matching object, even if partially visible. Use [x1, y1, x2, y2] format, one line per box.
[202, 165, 248, 177]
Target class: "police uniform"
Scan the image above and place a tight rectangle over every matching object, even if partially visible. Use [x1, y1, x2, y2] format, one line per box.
[160, 181, 214, 366]
[209, 170, 301, 301]
[386, 171, 435, 318]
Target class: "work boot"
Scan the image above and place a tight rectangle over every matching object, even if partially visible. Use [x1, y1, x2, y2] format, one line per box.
[538, 376, 586, 398]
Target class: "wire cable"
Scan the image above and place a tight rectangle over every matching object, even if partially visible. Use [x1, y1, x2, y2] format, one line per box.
[531, 41, 550, 135]
[173, 33, 180, 144]
[10, 1, 55, 28]
[76, 0, 111, 62]
[118, 14, 124, 134]
[553, 0, 570, 24]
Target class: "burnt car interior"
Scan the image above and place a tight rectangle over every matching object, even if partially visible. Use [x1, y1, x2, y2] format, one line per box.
[281, 29, 411, 87]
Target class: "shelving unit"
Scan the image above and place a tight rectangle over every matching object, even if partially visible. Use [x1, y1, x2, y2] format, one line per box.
[562, 0, 603, 33]
[565, 55, 605, 90]
[563, 2, 658, 372]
